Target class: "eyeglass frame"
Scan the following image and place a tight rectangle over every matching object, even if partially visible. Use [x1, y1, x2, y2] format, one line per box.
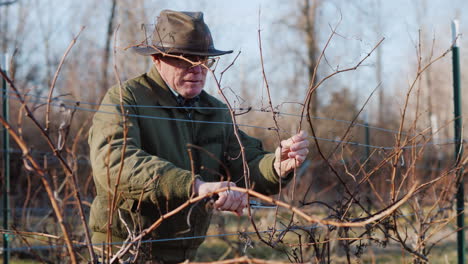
[154, 54, 217, 69]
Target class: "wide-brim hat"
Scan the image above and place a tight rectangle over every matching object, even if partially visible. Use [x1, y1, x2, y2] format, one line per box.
[131, 10, 233, 57]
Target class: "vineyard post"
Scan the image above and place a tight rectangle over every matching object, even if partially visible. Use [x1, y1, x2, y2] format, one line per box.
[451, 19, 465, 264]
[1, 52, 10, 264]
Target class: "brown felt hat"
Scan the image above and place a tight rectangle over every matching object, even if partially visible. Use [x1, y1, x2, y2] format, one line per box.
[131, 10, 233, 56]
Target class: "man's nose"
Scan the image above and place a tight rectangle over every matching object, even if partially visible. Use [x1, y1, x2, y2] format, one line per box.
[188, 64, 204, 73]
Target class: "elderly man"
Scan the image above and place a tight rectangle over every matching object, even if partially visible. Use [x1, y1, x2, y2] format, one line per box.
[88, 10, 309, 263]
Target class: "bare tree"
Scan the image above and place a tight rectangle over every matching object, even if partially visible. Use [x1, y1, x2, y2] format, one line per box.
[101, 0, 117, 95]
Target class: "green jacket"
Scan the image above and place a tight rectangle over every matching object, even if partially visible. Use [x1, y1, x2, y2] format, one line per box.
[88, 66, 288, 262]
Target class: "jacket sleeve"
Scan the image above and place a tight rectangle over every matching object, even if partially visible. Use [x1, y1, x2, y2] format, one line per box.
[224, 121, 291, 195]
[88, 84, 197, 207]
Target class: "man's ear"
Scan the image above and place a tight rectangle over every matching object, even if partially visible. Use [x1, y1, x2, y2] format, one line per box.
[151, 55, 161, 69]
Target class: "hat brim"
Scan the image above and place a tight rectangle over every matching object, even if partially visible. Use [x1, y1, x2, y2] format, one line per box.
[130, 45, 233, 56]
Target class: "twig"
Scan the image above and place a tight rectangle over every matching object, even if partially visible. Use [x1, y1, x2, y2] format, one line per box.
[11, 226, 48, 264]
[45, 27, 84, 131]
[107, 23, 130, 260]
[187, 256, 299, 264]
[0, 34, 96, 264]
[257, 9, 289, 246]
[0, 116, 78, 263]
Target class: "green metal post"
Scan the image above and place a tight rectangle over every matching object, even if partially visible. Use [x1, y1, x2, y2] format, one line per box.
[452, 20, 465, 264]
[1, 53, 10, 264]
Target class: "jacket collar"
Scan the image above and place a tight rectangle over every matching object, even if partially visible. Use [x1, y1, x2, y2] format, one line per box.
[145, 66, 214, 115]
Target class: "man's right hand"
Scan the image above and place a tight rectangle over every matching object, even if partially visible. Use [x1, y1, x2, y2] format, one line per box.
[194, 179, 247, 216]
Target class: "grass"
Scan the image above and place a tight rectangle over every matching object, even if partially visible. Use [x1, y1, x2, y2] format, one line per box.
[2, 207, 465, 263]
[0, 260, 38, 264]
[194, 211, 464, 263]
[196, 234, 460, 263]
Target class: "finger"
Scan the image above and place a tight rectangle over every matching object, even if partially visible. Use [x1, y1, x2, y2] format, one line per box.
[226, 193, 242, 211]
[213, 181, 237, 208]
[234, 206, 244, 216]
[292, 153, 307, 163]
[217, 190, 239, 211]
[280, 132, 308, 152]
[214, 190, 229, 209]
[240, 193, 248, 209]
[281, 156, 306, 172]
[298, 130, 308, 139]
[293, 154, 307, 164]
[280, 138, 295, 151]
[234, 194, 248, 216]
[281, 159, 298, 172]
[234, 192, 248, 210]
[290, 131, 308, 144]
[290, 140, 310, 152]
[224, 182, 238, 205]
[287, 148, 309, 158]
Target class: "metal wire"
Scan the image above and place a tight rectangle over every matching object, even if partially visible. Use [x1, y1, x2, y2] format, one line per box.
[0, 92, 463, 150]
[1, 206, 458, 253]
[1, 90, 453, 137]
[0, 89, 463, 254]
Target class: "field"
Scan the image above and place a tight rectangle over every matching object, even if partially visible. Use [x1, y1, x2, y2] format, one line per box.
[1, 0, 468, 263]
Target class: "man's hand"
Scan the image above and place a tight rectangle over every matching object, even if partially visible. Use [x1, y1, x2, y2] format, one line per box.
[274, 130, 310, 178]
[194, 179, 247, 216]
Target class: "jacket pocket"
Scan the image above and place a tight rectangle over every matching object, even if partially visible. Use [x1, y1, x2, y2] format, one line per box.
[89, 196, 134, 239]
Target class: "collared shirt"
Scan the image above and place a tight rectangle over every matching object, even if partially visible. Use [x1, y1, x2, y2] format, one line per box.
[165, 82, 200, 108]
[166, 83, 180, 98]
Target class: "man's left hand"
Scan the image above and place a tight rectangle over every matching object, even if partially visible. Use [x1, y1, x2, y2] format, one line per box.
[274, 130, 310, 178]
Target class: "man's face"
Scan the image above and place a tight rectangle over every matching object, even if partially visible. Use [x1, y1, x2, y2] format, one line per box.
[153, 55, 213, 99]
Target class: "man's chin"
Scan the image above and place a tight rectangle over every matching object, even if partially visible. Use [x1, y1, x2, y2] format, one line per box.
[181, 88, 203, 99]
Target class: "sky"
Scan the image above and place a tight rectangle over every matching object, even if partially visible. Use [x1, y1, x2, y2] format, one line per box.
[2, 0, 468, 124]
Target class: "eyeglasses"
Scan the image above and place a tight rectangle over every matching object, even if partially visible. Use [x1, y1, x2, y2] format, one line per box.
[163, 55, 217, 69]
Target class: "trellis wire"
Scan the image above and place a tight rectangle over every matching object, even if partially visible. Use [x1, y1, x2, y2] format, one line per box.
[2, 90, 452, 137]
[1, 206, 458, 254]
[0, 93, 464, 151]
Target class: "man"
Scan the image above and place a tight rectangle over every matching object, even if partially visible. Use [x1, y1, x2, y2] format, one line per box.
[88, 10, 309, 263]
